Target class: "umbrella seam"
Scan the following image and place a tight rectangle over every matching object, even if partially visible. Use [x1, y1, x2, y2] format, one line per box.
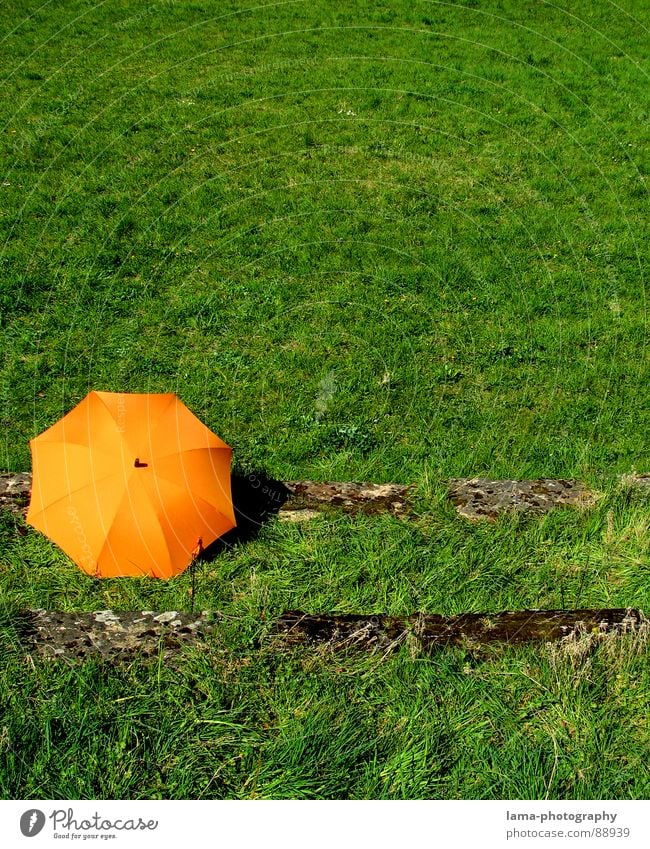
[151, 444, 233, 462]
[154, 487, 237, 569]
[135, 393, 182, 459]
[94, 472, 174, 578]
[92, 390, 176, 459]
[140, 463, 235, 533]
[146, 448, 235, 530]
[26, 469, 128, 524]
[147, 460, 234, 512]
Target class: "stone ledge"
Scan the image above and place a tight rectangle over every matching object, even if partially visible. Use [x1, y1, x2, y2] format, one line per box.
[446, 478, 600, 521]
[6, 607, 645, 661]
[14, 608, 218, 661]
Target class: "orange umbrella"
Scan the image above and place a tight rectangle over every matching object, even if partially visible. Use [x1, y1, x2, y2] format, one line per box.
[27, 391, 236, 578]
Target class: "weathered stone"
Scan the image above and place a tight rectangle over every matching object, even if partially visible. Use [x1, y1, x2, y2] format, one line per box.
[447, 478, 599, 521]
[0, 472, 31, 514]
[153, 611, 180, 623]
[16, 609, 217, 661]
[274, 608, 644, 652]
[280, 480, 414, 517]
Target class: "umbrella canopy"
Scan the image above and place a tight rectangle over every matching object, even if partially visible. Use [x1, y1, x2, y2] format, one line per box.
[26, 391, 236, 578]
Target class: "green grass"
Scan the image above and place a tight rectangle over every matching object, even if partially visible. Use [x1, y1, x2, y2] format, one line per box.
[0, 0, 648, 799]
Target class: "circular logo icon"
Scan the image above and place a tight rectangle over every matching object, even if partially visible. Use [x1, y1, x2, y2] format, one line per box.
[20, 809, 46, 837]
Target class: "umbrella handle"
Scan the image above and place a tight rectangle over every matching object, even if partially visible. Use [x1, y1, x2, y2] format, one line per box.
[189, 537, 204, 613]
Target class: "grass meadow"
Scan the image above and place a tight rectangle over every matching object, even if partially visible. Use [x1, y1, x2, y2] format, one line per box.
[1, 0, 649, 799]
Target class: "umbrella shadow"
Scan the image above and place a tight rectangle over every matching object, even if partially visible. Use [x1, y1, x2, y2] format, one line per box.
[201, 470, 291, 561]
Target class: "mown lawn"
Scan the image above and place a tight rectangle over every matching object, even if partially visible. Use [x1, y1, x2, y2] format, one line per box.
[0, 0, 648, 799]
